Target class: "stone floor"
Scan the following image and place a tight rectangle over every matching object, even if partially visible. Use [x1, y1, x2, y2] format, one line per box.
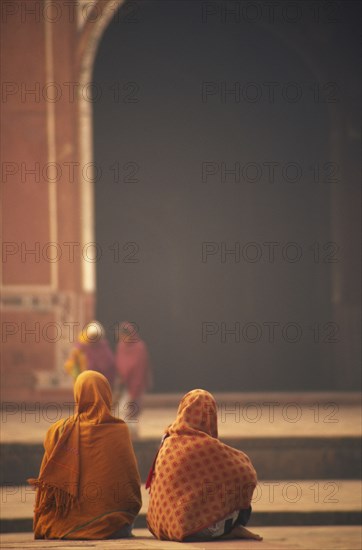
[1, 394, 361, 548]
[1, 527, 361, 549]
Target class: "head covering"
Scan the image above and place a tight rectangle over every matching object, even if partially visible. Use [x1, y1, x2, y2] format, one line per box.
[168, 388, 218, 438]
[146, 389, 257, 541]
[118, 321, 139, 343]
[28, 371, 141, 539]
[81, 321, 105, 342]
[73, 368, 114, 422]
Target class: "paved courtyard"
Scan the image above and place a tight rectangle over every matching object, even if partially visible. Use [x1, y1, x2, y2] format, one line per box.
[1, 394, 360, 549]
[1, 527, 361, 549]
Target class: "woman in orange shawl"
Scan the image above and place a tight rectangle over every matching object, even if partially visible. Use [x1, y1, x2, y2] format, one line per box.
[28, 370, 142, 539]
[146, 389, 262, 542]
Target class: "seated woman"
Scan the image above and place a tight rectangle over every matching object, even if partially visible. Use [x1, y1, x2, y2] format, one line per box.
[28, 370, 141, 539]
[146, 389, 262, 542]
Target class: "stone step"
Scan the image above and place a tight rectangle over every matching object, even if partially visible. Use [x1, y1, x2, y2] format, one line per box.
[2, 391, 361, 407]
[143, 392, 362, 407]
[1, 436, 360, 485]
[1, 481, 361, 532]
[2, 402, 360, 443]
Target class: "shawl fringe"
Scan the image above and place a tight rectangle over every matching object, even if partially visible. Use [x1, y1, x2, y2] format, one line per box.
[28, 477, 78, 518]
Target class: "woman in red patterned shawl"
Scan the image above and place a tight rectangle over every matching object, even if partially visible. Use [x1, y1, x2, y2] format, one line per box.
[146, 389, 262, 542]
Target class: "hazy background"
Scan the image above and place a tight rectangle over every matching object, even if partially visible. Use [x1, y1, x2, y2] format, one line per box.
[93, 0, 361, 392]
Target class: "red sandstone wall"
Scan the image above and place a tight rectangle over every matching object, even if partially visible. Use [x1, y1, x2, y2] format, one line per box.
[1, 0, 89, 402]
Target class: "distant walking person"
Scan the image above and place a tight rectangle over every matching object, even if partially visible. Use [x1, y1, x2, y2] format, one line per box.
[116, 321, 151, 432]
[64, 321, 116, 388]
[28, 370, 142, 539]
[146, 389, 263, 542]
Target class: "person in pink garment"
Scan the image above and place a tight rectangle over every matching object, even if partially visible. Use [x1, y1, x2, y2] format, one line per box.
[64, 321, 116, 388]
[115, 321, 151, 434]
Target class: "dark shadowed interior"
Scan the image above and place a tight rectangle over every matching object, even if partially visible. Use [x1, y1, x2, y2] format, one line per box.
[94, 0, 360, 392]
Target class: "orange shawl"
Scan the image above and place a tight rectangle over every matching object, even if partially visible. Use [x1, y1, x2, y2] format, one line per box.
[28, 371, 141, 539]
[146, 389, 257, 541]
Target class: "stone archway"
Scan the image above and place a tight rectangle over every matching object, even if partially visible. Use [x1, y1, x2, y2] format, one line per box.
[1, 0, 359, 400]
[76, 0, 125, 299]
[89, 2, 346, 390]
[90, 1, 359, 391]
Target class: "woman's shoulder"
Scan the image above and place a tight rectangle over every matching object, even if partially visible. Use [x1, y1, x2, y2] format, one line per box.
[47, 416, 69, 433]
[218, 439, 253, 462]
[44, 416, 73, 445]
